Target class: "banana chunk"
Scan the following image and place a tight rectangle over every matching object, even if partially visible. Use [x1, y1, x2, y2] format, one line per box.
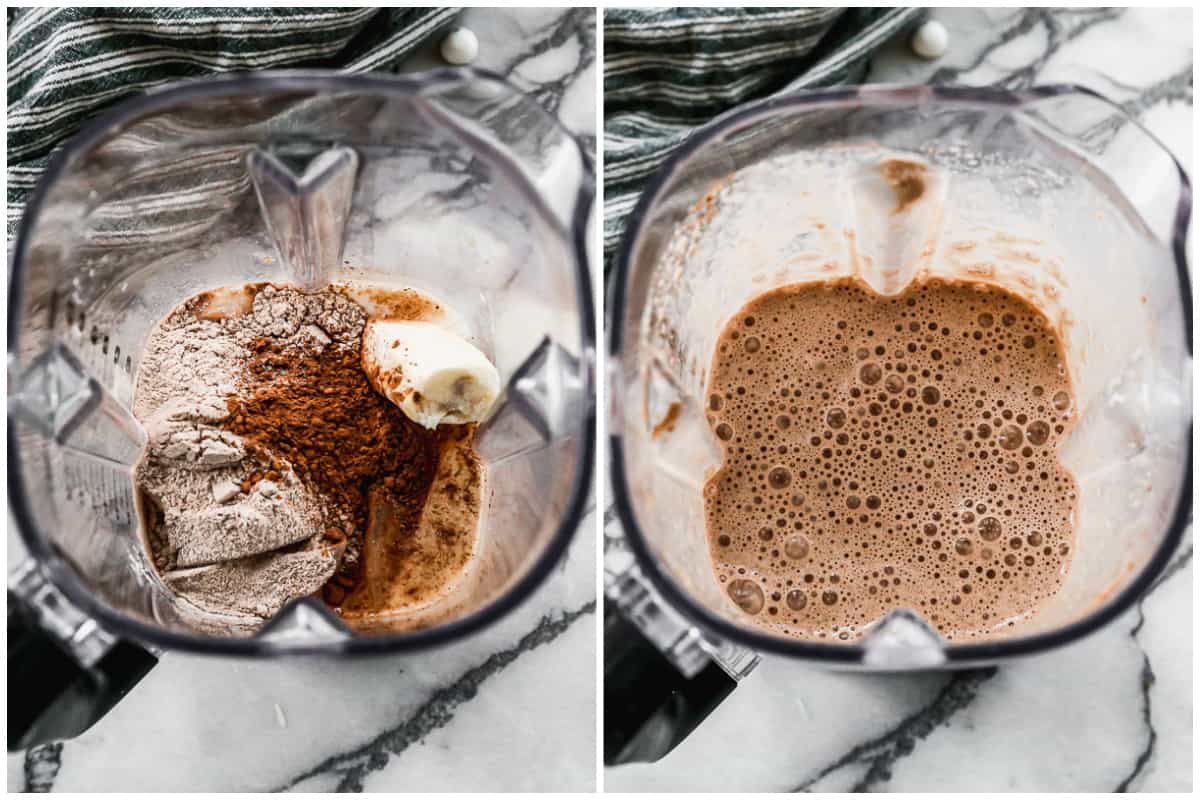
[362, 319, 500, 428]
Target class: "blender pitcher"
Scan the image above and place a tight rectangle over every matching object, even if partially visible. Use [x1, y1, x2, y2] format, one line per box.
[605, 84, 1191, 764]
[7, 70, 595, 750]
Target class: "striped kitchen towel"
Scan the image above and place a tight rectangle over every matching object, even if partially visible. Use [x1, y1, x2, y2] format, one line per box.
[7, 6, 461, 238]
[604, 7, 922, 272]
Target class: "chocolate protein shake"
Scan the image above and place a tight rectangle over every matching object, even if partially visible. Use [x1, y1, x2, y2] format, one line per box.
[703, 279, 1078, 642]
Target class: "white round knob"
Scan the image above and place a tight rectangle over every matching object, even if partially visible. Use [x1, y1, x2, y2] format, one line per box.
[440, 27, 479, 66]
[911, 20, 949, 60]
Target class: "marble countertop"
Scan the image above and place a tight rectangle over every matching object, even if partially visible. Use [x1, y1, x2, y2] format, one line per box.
[7, 6, 1193, 795]
[7, 8, 598, 793]
[604, 7, 1192, 794]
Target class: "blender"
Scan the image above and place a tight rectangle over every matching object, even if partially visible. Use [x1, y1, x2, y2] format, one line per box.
[605, 84, 1191, 764]
[7, 70, 595, 750]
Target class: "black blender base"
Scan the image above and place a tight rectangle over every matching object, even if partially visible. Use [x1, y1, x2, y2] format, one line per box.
[8, 592, 158, 751]
[603, 599, 736, 765]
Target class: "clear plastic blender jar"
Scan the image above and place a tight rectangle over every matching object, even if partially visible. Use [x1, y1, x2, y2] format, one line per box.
[605, 84, 1190, 764]
[8, 70, 595, 750]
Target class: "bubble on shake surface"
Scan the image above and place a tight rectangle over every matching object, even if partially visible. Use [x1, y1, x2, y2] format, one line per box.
[998, 425, 1023, 450]
[727, 579, 765, 614]
[784, 534, 810, 560]
[768, 466, 793, 489]
[978, 517, 1002, 541]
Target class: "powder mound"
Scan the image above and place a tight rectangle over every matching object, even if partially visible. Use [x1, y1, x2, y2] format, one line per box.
[163, 540, 341, 621]
[134, 282, 482, 626]
[133, 283, 367, 621]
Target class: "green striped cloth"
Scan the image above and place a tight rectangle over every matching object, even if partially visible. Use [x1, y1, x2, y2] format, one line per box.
[6, 6, 461, 238]
[603, 7, 921, 271]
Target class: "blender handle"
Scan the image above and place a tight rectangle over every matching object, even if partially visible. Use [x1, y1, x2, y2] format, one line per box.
[603, 599, 738, 765]
[7, 589, 158, 752]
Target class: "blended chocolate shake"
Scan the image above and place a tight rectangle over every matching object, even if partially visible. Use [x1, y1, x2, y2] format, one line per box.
[703, 279, 1078, 642]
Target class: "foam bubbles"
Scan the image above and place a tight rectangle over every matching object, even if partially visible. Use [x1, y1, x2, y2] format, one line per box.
[703, 279, 1078, 641]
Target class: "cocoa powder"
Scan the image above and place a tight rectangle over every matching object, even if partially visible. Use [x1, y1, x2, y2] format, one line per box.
[226, 332, 443, 607]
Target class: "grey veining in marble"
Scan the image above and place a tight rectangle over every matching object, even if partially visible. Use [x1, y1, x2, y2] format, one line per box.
[8, 7, 598, 794]
[604, 6, 1191, 794]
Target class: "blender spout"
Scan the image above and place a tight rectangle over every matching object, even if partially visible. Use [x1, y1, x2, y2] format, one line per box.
[848, 155, 948, 296]
[861, 608, 947, 669]
[247, 145, 359, 292]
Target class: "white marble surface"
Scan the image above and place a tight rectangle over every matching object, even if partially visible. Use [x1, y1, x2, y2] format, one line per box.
[8, 7, 598, 793]
[604, 7, 1192, 794]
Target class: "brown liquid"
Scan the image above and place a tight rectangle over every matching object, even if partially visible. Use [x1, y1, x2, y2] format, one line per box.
[703, 279, 1078, 641]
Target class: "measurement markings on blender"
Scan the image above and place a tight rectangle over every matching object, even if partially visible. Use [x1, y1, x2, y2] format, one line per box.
[63, 298, 134, 383]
